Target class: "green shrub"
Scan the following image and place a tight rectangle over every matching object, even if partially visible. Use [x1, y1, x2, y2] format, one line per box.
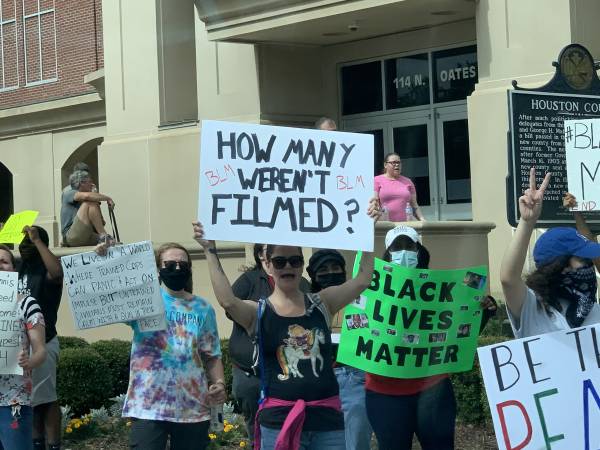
[58, 336, 90, 350]
[220, 339, 234, 402]
[58, 347, 113, 416]
[90, 339, 131, 397]
[452, 334, 510, 425]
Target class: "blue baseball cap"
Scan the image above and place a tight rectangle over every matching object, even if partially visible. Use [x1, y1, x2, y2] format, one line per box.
[533, 227, 600, 267]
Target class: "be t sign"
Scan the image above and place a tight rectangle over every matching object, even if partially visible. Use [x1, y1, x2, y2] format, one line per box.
[198, 120, 375, 251]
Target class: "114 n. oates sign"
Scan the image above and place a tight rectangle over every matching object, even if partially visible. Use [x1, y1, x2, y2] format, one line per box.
[198, 120, 374, 251]
[478, 325, 600, 450]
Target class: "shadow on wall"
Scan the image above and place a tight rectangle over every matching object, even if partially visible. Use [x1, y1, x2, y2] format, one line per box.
[0, 162, 13, 223]
[61, 137, 103, 190]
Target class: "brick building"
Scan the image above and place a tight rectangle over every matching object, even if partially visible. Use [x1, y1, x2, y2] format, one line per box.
[0, 0, 105, 229]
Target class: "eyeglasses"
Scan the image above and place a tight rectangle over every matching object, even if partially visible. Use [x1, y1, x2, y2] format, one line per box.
[162, 260, 191, 271]
[386, 161, 401, 166]
[270, 255, 304, 269]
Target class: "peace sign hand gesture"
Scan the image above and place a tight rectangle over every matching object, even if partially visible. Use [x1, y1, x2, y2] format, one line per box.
[519, 168, 551, 223]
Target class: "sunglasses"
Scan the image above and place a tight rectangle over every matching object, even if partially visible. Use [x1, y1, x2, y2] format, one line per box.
[162, 260, 191, 271]
[270, 255, 304, 270]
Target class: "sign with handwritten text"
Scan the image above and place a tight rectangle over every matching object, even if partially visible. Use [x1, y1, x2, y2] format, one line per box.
[0, 211, 39, 244]
[61, 242, 165, 330]
[565, 118, 600, 211]
[198, 120, 374, 251]
[0, 271, 22, 375]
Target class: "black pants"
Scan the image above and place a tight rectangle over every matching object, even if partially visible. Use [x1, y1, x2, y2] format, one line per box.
[365, 378, 456, 450]
[129, 419, 210, 450]
[232, 366, 261, 446]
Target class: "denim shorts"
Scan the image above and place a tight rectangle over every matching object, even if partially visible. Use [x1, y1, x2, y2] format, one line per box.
[0, 405, 33, 450]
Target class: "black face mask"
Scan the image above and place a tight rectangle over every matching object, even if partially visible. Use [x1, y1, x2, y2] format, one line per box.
[159, 267, 191, 292]
[315, 272, 346, 290]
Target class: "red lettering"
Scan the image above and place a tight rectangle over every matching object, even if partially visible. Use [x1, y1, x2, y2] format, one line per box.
[336, 175, 348, 190]
[356, 175, 365, 188]
[205, 170, 220, 187]
[497, 400, 532, 450]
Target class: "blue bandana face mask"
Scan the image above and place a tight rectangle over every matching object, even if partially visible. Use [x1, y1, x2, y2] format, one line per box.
[390, 250, 418, 268]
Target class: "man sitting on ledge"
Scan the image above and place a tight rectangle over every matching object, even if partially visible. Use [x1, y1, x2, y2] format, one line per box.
[61, 170, 115, 246]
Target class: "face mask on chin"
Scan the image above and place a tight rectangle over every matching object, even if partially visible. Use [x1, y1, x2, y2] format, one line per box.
[390, 250, 418, 268]
[159, 267, 191, 292]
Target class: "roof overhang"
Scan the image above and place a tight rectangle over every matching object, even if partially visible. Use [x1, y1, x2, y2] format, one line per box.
[196, 0, 476, 46]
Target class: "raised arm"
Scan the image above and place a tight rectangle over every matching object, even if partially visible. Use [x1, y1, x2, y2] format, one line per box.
[319, 197, 381, 315]
[320, 250, 374, 316]
[192, 222, 257, 333]
[23, 226, 63, 282]
[500, 168, 551, 318]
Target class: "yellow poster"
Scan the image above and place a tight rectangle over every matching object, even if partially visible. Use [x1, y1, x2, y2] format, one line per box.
[0, 211, 40, 244]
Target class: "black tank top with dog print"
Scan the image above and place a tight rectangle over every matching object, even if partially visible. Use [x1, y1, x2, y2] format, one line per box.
[258, 294, 344, 431]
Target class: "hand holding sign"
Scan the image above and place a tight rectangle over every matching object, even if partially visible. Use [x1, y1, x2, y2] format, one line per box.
[519, 168, 551, 223]
[0, 211, 39, 244]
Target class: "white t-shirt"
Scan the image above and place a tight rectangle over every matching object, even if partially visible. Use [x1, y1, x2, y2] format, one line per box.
[507, 288, 600, 338]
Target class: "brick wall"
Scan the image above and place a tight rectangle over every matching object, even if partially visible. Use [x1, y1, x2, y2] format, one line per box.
[0, 0, 104, 110]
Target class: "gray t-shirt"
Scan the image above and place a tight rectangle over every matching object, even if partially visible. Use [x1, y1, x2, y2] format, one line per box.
[60, 188, 79, 237]
[507, 287, 600, 338]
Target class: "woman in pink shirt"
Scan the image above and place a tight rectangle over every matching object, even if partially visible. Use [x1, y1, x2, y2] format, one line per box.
[374, 152, 425, 221]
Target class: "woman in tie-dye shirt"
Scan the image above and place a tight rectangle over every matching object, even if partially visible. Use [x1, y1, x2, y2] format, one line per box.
[119, 242, 226, 450]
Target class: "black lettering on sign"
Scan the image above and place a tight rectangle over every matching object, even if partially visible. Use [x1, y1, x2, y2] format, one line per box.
[490, 344, 520, 392]
[217, 131, 275, 163]
[356, 336, 373, 359]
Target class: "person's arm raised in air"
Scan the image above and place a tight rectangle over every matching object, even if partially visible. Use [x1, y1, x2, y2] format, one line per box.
[500, 168, 551, 319]
[563, 192, 600, 272]
[23, 226, 63, 282]
[193, 222, 258, 334]
[318, 197, 382, 316]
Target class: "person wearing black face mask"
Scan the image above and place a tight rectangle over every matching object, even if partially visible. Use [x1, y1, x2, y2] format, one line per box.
[307, 250, 373, 450]
[16, 226, 63, 450]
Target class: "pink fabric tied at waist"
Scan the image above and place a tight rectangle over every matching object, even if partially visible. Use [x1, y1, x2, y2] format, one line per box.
[254, 395, 342, 450]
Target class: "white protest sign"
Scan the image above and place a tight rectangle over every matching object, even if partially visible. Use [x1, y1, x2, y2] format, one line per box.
[478, 325, 600, 450]
[0, 271, 22, 375]
[198, 120, 374, 251]
[62, 241, 165, 330]
[565, 118, 600, 211]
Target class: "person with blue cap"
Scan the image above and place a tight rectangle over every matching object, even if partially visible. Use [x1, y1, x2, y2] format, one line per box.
[501, 169, 600, 338]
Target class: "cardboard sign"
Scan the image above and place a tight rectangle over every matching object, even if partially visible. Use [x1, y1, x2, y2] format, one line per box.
[61, 241, 165, 330]
[478, 325, 600, 450]
[337, 254, 486, 377]
[0, 271, 22, 375]
[0, 211, 39, 244]
[565, 118, 600, 211]
[198, 120, 375, 251]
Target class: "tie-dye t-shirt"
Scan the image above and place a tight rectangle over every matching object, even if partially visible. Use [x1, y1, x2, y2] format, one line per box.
[122, 289, 221, 422]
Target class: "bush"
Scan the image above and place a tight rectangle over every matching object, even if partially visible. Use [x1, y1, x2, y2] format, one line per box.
[220, 339, 234, 402]
[58, 347, 113, 416]
[90, 340, 131, 397]
[58, 336, 90, 350]
[452, 334, 510, 425]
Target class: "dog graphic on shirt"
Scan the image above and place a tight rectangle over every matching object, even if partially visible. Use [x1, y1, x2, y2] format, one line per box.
[277, 324, 325, 380]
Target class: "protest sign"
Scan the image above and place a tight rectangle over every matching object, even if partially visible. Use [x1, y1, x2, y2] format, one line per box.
[0, 271, 22, 375]
[62, 241, 165, 330]
[198, 120, 374, 251]
[0, 210, 39, 244]
[337, 254, 486, 377]
[565, 118, 600, 211]
[478, 325, 600, 450]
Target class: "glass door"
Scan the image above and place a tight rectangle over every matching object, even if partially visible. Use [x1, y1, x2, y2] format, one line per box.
[389, 113, 438, 220]
[435, 105, 472, 220]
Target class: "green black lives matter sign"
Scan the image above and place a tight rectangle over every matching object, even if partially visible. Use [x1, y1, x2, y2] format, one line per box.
[336, 254, 486, 378]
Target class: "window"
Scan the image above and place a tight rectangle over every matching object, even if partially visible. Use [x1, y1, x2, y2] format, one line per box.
[341, 61, 383, 115]
[23, 0, 57, 85]
[433, 46, 477, 103]
[384, 53, 430, 109]
[0, 0, 18, 90]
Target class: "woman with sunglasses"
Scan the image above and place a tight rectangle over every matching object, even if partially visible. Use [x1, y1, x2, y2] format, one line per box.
[193, 204, 379, 450]
[99, 242, 227, 450]
[375, 152, 425, 222]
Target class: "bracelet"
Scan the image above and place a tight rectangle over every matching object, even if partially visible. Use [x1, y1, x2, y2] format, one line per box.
[211, 379, 226, 388]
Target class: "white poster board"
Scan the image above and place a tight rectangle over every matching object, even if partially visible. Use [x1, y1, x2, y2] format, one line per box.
[565, 118, 600, 211]
[62, 241, 165, 330]
[478, 325, 600, 450]
[198, 120, 375, 251]
[0, 271, 22, 375]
